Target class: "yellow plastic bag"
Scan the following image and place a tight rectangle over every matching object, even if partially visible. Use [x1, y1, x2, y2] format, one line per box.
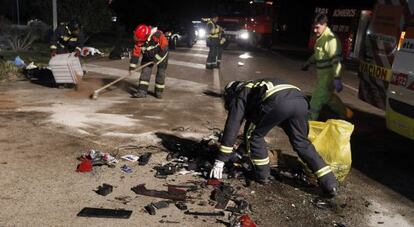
[308, 119, 354, 182]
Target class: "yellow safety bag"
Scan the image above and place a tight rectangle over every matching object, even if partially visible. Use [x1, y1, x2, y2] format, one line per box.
[307, 119, 354, 182]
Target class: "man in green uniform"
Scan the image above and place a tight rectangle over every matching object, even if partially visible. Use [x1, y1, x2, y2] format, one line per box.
[302, 14, 353, 120]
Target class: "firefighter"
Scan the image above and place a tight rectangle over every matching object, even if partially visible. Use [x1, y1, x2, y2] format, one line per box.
[129, 24, 169, 99]
[50, 19, 85, 57]
[209, 78, 339, 197]
[302, 14, 353, 120]
[216, 24, 226, 68]
[206, 14, 220, 69]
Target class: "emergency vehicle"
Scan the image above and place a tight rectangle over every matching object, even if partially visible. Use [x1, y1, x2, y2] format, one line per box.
[215, 0, 274, 47]
[358, 0, 414, 140]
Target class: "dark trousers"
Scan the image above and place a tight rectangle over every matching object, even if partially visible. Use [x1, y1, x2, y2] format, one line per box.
[246, 93, 338, 190]
[206, 38, 219, 67]
[138, 55, 168, 94]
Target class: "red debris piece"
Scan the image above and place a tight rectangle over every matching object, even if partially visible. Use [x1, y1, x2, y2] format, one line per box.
[76, 159, 93, 172]
[207, 179, 223, 187]
[239, 214, 257, 227]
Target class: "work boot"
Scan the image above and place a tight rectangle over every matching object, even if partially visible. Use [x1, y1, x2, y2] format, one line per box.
[255, 175, 275, 185]
[215, 62, 221, 68]
[206, 64, 214, 69]
[132, 90, 147, 98]
[154, 91, 163, 99]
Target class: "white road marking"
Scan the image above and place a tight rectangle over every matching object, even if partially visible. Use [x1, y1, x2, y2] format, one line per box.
[168, 59, 206, 69]
[343, 82, 359, 93]
[170, 52, 208, 58]
[213, 68, 220, 90]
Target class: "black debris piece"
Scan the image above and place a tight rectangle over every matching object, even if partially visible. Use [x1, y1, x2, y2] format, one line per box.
[211, 184, 235, 209]
[131, 184, 186, 201]
[164, 184, 198, 192]
[138, 153, 152, 166]
[145, 201, 171, 215]
[175, 201, 188, 210]
[95, 183, 113, 196]
[184, 210, 225, 217]
[77, 207, 132, 219]
[154, 163, 177, 178]
[226, 199, 251, 214]
[311, 198, 333, 210]
[145, 204, 156, 215]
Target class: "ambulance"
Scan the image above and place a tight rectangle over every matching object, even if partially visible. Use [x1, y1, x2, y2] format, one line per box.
[358, 0, 414, 140]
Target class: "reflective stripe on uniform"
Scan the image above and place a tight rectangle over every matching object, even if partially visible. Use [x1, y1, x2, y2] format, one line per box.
[155, 83, 165, 89]
[245, 123, 256, 153]
[50, 45, 57, 49]
[155, 52, 168, 63]
[262, 84, 300, 101]
[315, 166, 332, 178]
[220, 145, 233, 154]
[252, 157, 270, 166]
[70, 37, 78, 42]
[139, 81, 149, 85]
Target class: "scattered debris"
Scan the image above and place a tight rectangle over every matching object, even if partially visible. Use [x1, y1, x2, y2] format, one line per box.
[165, 184, 198, 192]
[237, 62, 245, 66]
[131, 184, 186, 201]
[77, 207, 132, 219]
[145, 200, 171, 215]
[121, 154, 139, 162]
[154, 163, 177, 178]
[226, 199, 251, 214]
[95, 183, 113, 196]
[76, 159, 93, 173]
[184, 211, 225, 216]
[120, 165, 133, 174]
[138, 153, 152, 166]
[207, 179, 223, 187]
[333, 221, 347, 227]
[311, 198, 332, 210]
[230, 214, 257, 227]
[159, 220, 180, 224]
[212, 184, 235, 209]
[81, 150, 118, 167]
[175, 201, 188, 210]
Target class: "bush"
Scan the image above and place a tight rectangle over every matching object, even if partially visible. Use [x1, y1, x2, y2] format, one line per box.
[0, 61, 19, 82]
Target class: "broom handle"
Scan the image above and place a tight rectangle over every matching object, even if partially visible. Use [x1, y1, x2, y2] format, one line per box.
[94, 61, 155, 94]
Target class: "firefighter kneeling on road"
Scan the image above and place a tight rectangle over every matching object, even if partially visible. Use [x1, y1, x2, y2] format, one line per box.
[50, 19, 85, 57]
[129, 24, 169, 99]
[210, 78, 339, 197]
[206, 14, 220, 69]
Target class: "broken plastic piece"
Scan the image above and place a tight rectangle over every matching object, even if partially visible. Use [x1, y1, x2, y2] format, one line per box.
[121, 154, 139, 162]
[138, 153, 152, 166]
[77, 207, 132, 219]
[120, 165, 133, 173]
[207, 179, 223, 187]
[95, 183, 113, 196]
[184, 210, 225, 216]
[131, 184, 186, 201]
[76, 159, 92, 172]
[175, 201, 188, 210]
[145, 204, 156, 215]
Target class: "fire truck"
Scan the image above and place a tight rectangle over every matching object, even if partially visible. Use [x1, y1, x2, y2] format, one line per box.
[358, 0, 414, 140]
[215, 0, 274, 48]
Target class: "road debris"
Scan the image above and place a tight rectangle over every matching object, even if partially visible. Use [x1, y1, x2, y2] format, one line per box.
[95, 183, 113, 196]
[76, 159, 93, 173]
[131, 184, 186, 201]
[77, 207, 132, 219]
[81, 149, 118, 167]
[121, 154, 139, 162]
[138, 152, 152, 166]
[175, 201, 188, 210]
[154, 163, 177, 178]
[145, 200, 171, 215]
[120, 164, 133, 174]
[184, 210, 225, 216]
[230, 214, 257, 227]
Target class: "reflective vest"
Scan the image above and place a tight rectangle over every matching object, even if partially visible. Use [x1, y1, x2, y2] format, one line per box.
[308, 27, 343, 78]
[207, 20, 220, 38]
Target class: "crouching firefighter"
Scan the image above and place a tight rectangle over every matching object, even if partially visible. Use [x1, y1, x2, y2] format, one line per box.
[129, 24, 169, 99]
[206, 14, 220, 69]
[50, 19, 85, 57]
[209, 78, 339, 197]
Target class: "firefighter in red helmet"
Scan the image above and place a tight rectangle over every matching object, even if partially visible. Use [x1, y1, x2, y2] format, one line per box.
[129, 24, 169, 99]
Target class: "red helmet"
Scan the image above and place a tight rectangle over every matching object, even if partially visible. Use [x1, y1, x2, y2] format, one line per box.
[134, 24, 151, 42]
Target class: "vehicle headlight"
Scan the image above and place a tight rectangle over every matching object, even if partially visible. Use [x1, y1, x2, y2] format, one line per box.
[240, 31, 249, 40]
[198, 29, 206, 38]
